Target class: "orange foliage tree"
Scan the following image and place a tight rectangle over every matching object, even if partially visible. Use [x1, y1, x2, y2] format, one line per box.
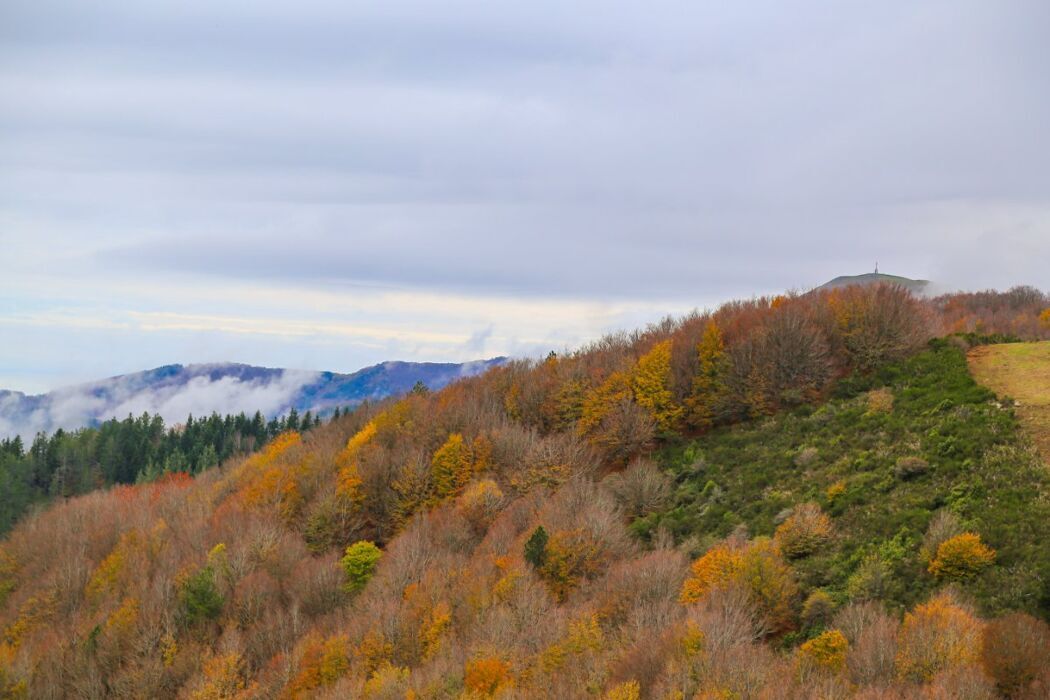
[895, 591, 983, 682]
[464, 656, 513, 697]
[680, 537, 797, 635]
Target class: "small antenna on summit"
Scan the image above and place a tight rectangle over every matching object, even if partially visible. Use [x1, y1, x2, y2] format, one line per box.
[874, 261, 879, 276]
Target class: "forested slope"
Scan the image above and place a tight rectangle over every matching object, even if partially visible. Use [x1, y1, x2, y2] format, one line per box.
[1, 284, 1049, 699]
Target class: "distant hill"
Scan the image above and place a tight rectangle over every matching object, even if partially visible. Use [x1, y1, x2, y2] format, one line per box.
[817, 272, 930, 294]
[0, 358, 505, 439]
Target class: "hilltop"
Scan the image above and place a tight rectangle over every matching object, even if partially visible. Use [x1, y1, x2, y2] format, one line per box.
[0, 358, 505, 440]
[0, 283, 1048, 698]
[818, 272, 930, 295]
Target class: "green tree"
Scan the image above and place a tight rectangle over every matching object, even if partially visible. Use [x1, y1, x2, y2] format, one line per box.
[178, 565, 224, 627]
[524, 526, 549, 569]
[341, 541, 382, 594]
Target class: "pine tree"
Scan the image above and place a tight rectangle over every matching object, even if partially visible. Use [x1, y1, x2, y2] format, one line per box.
[524, 526, 549, 569]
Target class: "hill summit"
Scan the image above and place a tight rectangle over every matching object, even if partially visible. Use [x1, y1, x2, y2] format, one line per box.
[817, 271, 930, 294]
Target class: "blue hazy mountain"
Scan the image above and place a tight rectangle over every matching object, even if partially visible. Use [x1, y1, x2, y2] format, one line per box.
[0, 358, 506, 439]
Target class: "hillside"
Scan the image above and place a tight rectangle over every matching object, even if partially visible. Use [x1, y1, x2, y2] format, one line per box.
[1, 284, 1049, 698]
[0, 358, 505, 440]
[818, 272, 930, 295]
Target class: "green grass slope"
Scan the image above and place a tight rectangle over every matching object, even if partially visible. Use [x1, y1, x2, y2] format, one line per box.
[640, 340, 1050, 618]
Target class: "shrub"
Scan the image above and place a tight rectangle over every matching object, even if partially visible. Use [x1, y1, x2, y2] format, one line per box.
[895, 591, 983, 682]
[797, 629, 849, 674]
[865, 388, 894, 414]
[774, 503, 832, 559]
[602, 459, 671, 519]
[980, 613, 1050, 698]
[341, 541, 382, 594]
[928, 533, 995, 581]
[921, 510, 963, 564]
[794, 447, 820, 469]
[801, 590, 834, 629]
[893, 456, 929, 480]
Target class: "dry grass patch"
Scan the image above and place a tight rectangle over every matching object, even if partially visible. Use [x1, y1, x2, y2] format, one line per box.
[968, 342, 1050, 463]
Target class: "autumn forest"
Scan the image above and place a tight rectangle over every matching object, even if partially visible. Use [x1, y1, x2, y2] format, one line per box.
[2, 284, 1050, 699]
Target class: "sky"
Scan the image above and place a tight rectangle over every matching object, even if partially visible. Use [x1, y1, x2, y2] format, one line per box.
[2, 0, 1049, 395]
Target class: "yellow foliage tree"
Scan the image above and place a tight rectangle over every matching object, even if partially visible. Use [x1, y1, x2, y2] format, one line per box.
[85, 530, 141, 602]
[192, 653, 257, 700]
[797, 629, 848, 674]
[457, 479, 504, 533]
[3, 591, 56, 650]
[334, 421, 375, 505]
[362, 663, 411, 698]
[419, 601, 452, 660]
[104, 596, 139, 638]
[432, 433, 473, 500]
[895, 592, 983, 682]
[356, 628, 394, 675]
[346, 420, 378, 454]
[632, 339, 682, 433]
[928, 533, 995, 581]
[538, 529, 604, 602]
[605, 680, 641, 700]
[686, 321, 730, 431]
[577, 371, 633, 436]
[1039, 307, 1050, 329]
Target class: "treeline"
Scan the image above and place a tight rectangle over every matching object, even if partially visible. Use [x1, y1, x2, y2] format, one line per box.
[0, 408, 327, 534]
[0, 284, 1048, 698]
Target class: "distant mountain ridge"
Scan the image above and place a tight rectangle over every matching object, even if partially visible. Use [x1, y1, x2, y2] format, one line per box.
[0, 358, 506, 439]
[817, 272, 930, 294]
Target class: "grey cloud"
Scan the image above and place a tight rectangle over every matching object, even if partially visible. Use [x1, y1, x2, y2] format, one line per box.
[1, 0, 1048, 392]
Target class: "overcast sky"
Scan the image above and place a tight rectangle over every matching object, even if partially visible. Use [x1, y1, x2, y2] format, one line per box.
[2, 1, 1049, 394]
